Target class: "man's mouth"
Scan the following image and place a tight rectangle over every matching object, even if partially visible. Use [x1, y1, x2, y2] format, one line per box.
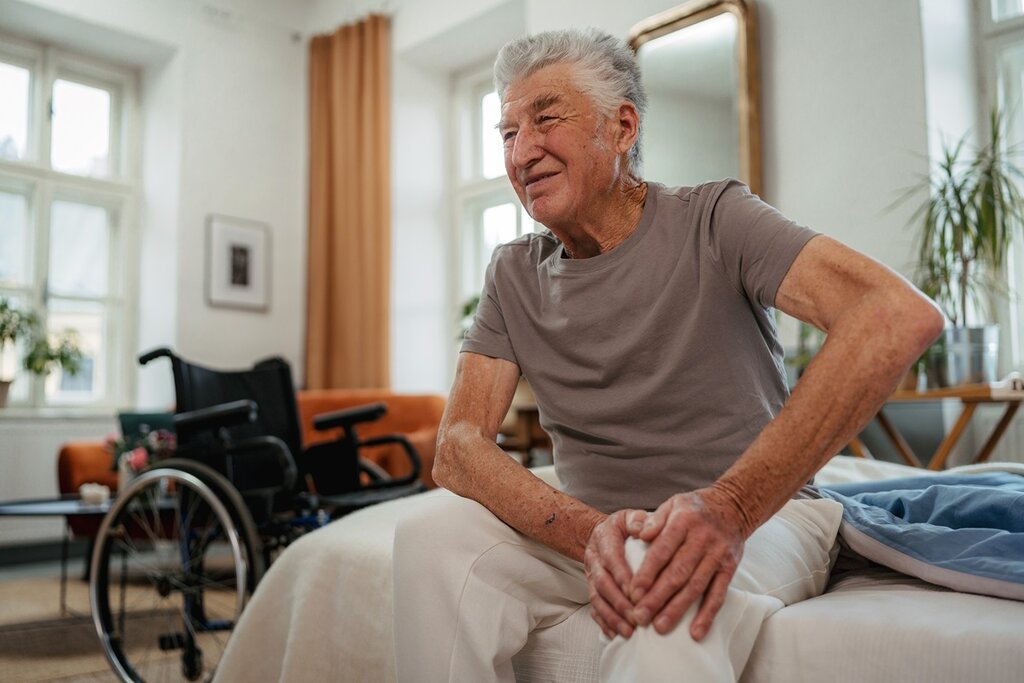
[524, 171, 558, 189]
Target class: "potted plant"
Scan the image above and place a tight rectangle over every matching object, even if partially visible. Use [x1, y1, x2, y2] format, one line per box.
[905, 110, 1024, 386]
[0, 296, 84, 407]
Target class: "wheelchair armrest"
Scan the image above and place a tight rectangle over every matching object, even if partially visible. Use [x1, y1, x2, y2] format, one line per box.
[312, 402, 388, 432]
[359, 434, 421, 487]
[174, 400, 258, 436]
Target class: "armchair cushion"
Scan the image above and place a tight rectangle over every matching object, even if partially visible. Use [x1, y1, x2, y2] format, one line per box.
[57, 442, 118, 538]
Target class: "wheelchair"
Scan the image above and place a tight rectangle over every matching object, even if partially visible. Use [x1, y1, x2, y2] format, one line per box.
[89, 348, 427, 682]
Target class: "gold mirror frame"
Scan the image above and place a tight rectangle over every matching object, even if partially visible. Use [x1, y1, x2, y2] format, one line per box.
[629, 0, 762, 195]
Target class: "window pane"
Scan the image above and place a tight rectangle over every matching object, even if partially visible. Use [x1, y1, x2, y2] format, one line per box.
[44, 298, 105, 403]
[0, 61, 30, 161]
[994, 0, 1024, 21]
[519, 208, 538, 236]
[481, 91, 505, 179]
[481, 203, 517, 267]
[49, 200, 110, 297]
[0, 190, 31, 287]
[51, 79, 111, 176]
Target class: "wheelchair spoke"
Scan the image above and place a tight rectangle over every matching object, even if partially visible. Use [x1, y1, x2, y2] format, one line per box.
[93, 467, 255, 683]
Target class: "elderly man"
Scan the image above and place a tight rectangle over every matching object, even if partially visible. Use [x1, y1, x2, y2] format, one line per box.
[393, 28, 942, 682]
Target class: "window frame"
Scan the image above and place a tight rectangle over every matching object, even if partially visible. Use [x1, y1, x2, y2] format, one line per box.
[451, 63, 537, 319]
[0, 30, 139, 412]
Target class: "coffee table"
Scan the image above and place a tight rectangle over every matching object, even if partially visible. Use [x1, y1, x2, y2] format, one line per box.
[0, 495, 112, 615]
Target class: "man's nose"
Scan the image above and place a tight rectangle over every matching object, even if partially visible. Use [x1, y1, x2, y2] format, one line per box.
[509, 127, 543, 170]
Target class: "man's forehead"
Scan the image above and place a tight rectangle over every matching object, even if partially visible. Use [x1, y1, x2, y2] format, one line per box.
[499, 90, 567, 127]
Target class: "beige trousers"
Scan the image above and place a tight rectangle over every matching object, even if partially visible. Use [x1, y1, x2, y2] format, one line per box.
[393, 492, 842, 683]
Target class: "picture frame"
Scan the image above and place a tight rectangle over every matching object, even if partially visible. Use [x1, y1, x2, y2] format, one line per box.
[205, 214, 271, 312]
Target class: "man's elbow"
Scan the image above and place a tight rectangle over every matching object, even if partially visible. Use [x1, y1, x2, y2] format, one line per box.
[900, 293, 945, 358]
[432, 431, 455, 490]
[432, 425, 469, 490]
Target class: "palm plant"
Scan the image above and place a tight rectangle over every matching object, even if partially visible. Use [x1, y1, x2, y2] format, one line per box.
[908, 110, 1024, 326]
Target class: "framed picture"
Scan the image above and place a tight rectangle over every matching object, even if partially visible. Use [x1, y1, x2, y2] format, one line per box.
[205, 215, 270, 312]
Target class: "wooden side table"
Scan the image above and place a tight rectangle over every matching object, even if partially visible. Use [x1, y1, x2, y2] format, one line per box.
[854, 380, 1024, 470]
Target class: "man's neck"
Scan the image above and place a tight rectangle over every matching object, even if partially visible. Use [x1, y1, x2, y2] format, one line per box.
[557, 181, 648, 259]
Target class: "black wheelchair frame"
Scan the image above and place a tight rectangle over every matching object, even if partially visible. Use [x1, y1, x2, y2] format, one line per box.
[89, 348, 427, 682]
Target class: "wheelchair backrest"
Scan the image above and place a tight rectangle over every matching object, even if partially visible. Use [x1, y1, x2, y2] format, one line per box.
[142, 348, 305, 494]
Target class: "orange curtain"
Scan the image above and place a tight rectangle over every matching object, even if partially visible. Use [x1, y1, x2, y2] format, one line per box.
[306, 15, 391, 389]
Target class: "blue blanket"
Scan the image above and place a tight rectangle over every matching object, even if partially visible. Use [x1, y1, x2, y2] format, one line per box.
[820, 472, 1024, 600]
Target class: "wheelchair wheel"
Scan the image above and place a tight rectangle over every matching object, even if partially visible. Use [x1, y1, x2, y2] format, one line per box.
[90, 466, 260, 682]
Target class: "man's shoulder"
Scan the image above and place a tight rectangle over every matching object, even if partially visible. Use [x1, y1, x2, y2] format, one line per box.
[492, 230, 560, 269]
[652, 178, 749, 209]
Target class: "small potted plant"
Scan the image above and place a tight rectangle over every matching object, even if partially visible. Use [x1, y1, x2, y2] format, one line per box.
[0, 296, 84, 407]
[904, 110, 1024, 386]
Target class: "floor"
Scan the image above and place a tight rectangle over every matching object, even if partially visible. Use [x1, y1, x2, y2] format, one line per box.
[0, 556, 117, 682]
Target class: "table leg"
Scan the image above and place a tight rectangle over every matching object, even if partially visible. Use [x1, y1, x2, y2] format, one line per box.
[846, 438, 873, 459]
[974, 402, 1021, 464]
[927, 402, 978, 471]
[60, 524, 69, 617]
[875, 409, 923, 468]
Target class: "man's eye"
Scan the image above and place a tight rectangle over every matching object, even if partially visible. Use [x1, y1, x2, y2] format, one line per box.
[537, 115, 556, 124]
[502, 131, 516, 143]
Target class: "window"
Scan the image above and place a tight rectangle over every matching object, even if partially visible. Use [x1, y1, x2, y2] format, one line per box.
[0, 32, 137, 409]
[454, 65, 537, 306]
[993, 0, 1024, 22]
[976, 2, 1024, 368]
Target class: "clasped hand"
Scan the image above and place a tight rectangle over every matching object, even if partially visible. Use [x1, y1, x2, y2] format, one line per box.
[583, 490, 744, 641]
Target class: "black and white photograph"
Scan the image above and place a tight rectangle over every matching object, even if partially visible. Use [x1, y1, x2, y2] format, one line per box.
[206, 214, 270, 311]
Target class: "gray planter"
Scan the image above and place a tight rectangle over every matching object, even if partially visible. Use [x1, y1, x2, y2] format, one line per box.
[928, 325, 999, 387]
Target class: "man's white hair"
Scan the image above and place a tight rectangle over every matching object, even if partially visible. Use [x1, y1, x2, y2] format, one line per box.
[493, 27, 648, 177]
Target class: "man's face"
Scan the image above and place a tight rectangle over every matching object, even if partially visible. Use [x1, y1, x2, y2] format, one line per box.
[498, 62, 623, 230]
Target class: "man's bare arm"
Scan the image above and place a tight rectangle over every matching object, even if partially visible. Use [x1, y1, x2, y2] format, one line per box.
[434, 352, 646, 638]
[628, 235, 945, 638]
[433, 352, 603, 560]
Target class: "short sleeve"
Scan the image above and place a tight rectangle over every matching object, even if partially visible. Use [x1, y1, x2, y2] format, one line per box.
[701, 180, 818, 308]
[460, 247, 519, 365]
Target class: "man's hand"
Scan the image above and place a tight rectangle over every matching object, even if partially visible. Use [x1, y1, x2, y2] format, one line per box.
[583, 509, 648, 639]
[626, 489, 745, 640]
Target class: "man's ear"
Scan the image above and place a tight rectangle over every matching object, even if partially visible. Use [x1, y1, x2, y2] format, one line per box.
[614, 102, 640, 156]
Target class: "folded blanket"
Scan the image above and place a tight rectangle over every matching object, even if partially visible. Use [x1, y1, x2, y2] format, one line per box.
[821, 473, 1024, 600]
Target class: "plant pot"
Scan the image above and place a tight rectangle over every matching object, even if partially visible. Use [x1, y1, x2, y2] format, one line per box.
[0, 379, 10, 408]
[929, 325, 999, 387]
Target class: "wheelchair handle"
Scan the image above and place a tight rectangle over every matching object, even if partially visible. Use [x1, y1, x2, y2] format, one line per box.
[139, 347, 176, 366]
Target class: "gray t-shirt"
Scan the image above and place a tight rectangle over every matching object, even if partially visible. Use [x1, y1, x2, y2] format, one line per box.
[462, 179, 818, 513]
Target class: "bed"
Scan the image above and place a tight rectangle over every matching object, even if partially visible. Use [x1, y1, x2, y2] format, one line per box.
[214, 456, 1024, 682]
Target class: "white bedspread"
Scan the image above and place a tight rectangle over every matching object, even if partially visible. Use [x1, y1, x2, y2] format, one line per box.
[214, 457, 1024, 682]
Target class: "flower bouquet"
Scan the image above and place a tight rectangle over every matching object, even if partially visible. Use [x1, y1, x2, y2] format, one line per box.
[106, 426, 176, 490]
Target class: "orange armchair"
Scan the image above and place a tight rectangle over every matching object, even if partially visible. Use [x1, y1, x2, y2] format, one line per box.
[297, 390, 446, 489]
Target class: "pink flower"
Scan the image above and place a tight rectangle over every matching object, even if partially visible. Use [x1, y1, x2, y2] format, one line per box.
[128, 447, 149, 470]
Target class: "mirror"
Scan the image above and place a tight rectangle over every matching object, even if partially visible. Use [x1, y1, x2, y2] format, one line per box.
[629, 0, 761, 195]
